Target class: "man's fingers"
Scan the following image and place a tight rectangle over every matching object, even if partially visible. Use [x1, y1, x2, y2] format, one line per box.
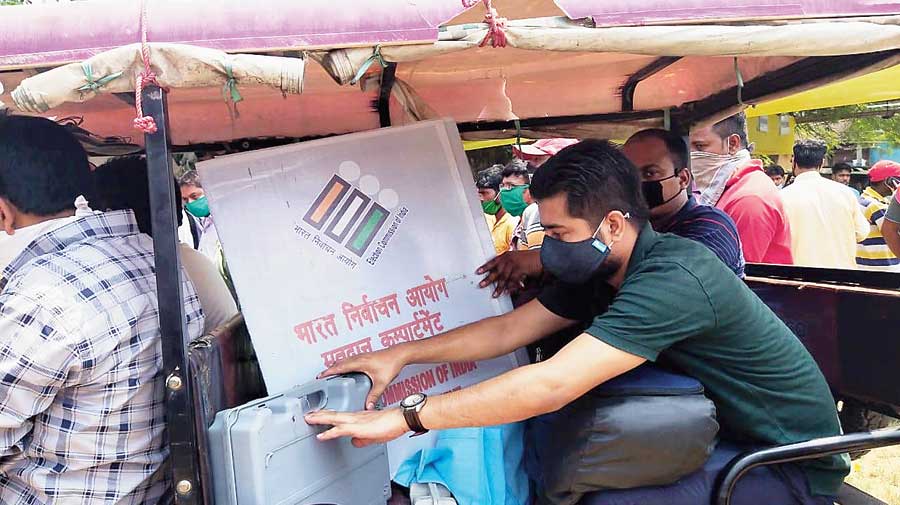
[479, 268, 502, 288]
[476, 256, 501, 275]
[305, 409, 353, 427]
[351, 437, 372, 448]
[317, 361, 348, 379]
[304, 409, 336, 425]
[316, 426, 348, 441]
[365, 390, 384, 410]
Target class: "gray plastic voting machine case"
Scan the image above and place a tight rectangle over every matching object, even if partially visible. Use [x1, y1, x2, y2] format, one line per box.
[208, 373, 391, 505]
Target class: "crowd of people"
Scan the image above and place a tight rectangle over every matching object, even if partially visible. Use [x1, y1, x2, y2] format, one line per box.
[1, 109, 898, 504]
[477, 113, 900, 273]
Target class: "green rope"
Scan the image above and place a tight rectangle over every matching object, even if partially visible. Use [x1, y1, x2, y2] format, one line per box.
[77, 62, 123, 93]
[222, 62, 243, 105]
[350, 45, 388, 86]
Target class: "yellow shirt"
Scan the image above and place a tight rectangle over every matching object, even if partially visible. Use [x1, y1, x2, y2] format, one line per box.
[780, 171, 869, 268]
[484, 211, 518, 256]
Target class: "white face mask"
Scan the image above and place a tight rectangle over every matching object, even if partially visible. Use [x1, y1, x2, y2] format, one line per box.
[0, 195, 94, 274]
[689, 149, 751, 206]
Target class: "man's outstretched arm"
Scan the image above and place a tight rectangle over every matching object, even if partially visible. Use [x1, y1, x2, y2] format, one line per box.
[319, 298, 576, 409]
[307, 333, 646, 445]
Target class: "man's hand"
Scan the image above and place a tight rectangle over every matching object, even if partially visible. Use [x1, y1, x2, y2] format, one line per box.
[318, 348, 406, 410]
[476, 249, 543, 297]
[305, 408, 409, 448]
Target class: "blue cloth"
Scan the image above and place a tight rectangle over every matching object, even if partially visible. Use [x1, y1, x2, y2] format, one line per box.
[394, 424, 530, 505]
[659, 196, 745, 278]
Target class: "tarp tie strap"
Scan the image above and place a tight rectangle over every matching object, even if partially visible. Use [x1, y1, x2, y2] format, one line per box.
[77, 62, 123, 93]
[222, 61, 243, 119]
[350, 45, 388, 86]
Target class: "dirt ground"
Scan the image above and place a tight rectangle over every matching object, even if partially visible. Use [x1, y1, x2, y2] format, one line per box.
[845, 445, 900, 504]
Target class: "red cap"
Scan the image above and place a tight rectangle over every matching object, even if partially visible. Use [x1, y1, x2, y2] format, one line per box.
[867, 160, 900, 182]
[513, 138, 579, 160]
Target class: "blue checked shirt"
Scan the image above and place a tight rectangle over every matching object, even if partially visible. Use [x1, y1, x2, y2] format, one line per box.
[0, 210, 203, 504]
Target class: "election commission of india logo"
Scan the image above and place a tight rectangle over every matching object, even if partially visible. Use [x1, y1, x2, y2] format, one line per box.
[302, 161, 404, 258]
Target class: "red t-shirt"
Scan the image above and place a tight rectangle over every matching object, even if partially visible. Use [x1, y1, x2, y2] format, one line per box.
[716, 160, 794, 265]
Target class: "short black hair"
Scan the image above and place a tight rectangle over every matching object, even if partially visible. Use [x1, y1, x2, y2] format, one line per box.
[712, 112, 749, 149]
[178, 170, 203, 188]
[93, 156, 183, 236]
[626, 129, 688, 173]
[0, 115, 93, 216]
[832, 162, 853, 175]
[793, 139, 827, 169]
[501, 158, 529, 181]
[530, 139, 649, 227]
[476, 165, 504, 191]
[765, 165, 785, 177]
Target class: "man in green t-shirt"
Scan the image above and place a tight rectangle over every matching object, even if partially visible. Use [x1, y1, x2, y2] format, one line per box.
[306, 140, 849, 502]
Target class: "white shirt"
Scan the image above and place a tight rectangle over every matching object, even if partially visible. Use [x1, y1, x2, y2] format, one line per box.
[780, 171, 869, 268]
[179, 243, 238, 333]
[197, 216, 221, 261]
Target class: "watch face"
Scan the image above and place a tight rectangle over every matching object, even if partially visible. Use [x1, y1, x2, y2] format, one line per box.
[401, 393, 425, 409]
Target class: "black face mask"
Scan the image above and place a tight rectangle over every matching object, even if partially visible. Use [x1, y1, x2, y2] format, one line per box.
[642, 173, 682, 209]
[540, 215, 625, 284]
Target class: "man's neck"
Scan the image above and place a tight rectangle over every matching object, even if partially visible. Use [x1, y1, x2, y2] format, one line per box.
[794, 166, 818, 176]
[16, 210, 75, 229]
[496, 208, 507, 220]
[649, 197, 689, 231]
[606, 228, 640, 289]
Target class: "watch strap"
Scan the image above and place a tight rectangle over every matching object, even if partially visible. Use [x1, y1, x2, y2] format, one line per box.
[403, 406, 427, 434]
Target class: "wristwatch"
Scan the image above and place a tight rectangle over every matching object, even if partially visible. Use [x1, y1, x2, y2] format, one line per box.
[400, 393, 429, 437]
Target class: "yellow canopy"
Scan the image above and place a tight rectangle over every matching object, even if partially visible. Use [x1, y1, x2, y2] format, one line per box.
[747, 64, 900, 117]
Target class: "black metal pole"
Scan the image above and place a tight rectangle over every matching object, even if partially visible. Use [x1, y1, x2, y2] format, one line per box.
[715, 428, 900, 505]
[142, 85, 203, 505]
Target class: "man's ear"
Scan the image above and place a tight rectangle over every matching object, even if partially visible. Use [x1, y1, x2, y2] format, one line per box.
[678, 168, 691, 190]
[0, 198, 17, 235]
[605, 211, 630, 243]
[726, 134, 743, 154]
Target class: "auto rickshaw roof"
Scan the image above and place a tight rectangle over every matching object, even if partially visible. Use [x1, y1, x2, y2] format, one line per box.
[0, 0, 898, 149]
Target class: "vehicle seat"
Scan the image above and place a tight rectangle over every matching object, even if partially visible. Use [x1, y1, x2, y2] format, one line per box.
[579, 441, 816, 505]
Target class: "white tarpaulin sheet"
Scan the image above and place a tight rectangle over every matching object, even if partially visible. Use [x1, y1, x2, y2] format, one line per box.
[198, 119, 520, 474]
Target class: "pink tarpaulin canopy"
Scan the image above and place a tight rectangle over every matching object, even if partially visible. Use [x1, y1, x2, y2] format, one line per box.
[558, 0, 900, 25]
[0, 0, 898, 146]
[0, 0, 471, 70]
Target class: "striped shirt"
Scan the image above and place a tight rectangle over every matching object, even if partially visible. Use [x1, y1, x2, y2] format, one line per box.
[0, 211, 204, 504]
[856, 187, 900, 271]
[659, 197, 746, 277]
[514, 203, 546, 250]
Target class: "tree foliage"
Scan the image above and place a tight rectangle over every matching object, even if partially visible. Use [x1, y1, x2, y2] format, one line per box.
[793, 104, 900, 149]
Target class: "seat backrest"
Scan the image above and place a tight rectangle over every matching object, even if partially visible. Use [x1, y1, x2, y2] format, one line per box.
[188, 313, 268, 504]
[746, 276, 900, 417]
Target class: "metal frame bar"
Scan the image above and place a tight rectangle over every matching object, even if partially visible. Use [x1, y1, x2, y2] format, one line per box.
[745, 263, 900, 291]
[675, 50, 900, 126]
[456, 110, 665, 133]
[142, 85, 204, 504]
[715, 428, 900, 505]
[621, 56, 681, 112]
[377, 63, 397, 128]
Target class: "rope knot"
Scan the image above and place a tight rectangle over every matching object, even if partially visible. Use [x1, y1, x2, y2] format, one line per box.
[133, 116, 157, 134]
[477, 0, 507, 48]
